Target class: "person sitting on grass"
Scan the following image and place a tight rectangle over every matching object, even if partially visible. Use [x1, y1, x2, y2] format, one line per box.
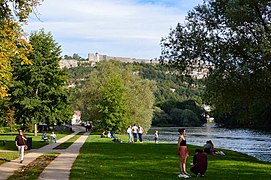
[50, 131, 57, 143]
[110, 130, 116, 139]
[101, 131, 106, 138]
[42, 132, 48, 142]
[190, 149, 208, 177]
[204, 140, 216, 154]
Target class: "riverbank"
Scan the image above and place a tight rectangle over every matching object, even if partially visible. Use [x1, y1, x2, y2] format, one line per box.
[70, 135, 271, 179]
[145, 126, 271, 163]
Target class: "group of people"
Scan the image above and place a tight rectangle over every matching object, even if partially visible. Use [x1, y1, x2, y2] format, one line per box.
[42, 131, 57, 143]
[84, 121, 92, 132]
[177, 128, 208, 178]
[100, 130, 116, 139]
[15, 129, 57, 163]
[14, 126, 218, 178]
[126, 124, 144, 143]
[177, 128, 225, 178]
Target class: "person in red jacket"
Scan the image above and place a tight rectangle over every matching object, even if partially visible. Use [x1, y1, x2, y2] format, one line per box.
[190, 149, 208, 177]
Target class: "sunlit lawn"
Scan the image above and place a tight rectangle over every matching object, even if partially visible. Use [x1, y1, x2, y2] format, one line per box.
[70, 135, 271, 180]
[0, 152, 19, 165]
[0, 131, 72, 164]
[0, 131, 72, 151]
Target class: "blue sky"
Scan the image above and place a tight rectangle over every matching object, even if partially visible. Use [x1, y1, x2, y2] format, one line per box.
[23, 0, 203, 59]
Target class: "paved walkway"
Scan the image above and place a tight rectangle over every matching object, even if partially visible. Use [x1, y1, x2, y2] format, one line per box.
[0, 126, 89, 180]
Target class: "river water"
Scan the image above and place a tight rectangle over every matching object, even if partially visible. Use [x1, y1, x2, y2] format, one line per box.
[144, 124, 271, 163]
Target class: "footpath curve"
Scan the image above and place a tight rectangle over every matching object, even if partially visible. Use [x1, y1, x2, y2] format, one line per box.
[0, 126, 89, 180]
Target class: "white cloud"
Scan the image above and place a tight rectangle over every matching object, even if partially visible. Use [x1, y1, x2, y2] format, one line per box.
[24, 0, 203, 59]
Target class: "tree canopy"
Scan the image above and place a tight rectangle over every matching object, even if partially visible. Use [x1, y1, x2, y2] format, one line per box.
[73, 61, 155, 133]
[0, 0, 41, 99]
[9, 29, 71, 128]
[161, 0, 271, 129]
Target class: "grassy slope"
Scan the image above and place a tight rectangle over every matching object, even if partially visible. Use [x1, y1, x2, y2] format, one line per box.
[70, 135, 271, 180]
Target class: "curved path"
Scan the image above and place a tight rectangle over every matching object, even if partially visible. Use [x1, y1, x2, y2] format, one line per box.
[0, 126, 89, 180]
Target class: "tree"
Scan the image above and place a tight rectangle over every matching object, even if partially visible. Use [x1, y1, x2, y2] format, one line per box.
[161, 0, 271, 129]
[76, 61, 155, 133]
[10, 29, 71, 128]
[0, 0, 41, 99]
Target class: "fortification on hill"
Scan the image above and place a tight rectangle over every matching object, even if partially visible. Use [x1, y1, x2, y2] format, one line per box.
[59, 52, 210, 79]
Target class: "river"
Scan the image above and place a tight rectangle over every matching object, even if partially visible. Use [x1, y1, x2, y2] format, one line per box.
[144, 124, 271, 163]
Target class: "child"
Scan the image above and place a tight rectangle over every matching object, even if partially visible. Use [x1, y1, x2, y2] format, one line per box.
[50, 131, 57, 143]
[154, 130, 159, 143]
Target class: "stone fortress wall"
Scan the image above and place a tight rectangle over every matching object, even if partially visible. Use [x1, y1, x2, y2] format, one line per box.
[88, 52, 159, 64]
[59, 52, 211, 79]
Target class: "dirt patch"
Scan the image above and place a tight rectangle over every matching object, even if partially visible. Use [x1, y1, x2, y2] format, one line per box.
[8, 153, 59, 180]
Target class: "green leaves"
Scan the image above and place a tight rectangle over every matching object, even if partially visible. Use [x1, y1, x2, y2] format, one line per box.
[74, 61, 155, 133]
[9, 29, 71, 127]
[161, 0, 271, 129]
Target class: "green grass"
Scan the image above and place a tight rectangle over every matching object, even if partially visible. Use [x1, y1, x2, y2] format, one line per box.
[7, 153, 59, 180]
[0, 151, 19, 165]
[53, 132, 84, 149]
[70, 135, 271, 180]
[0, 131, 72, 151]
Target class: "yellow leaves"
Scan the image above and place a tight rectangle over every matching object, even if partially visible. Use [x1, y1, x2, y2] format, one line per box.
[0, 21, 33, 99]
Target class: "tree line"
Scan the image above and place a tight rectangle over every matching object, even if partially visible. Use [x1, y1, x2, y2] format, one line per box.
[2, 0, 269, 132]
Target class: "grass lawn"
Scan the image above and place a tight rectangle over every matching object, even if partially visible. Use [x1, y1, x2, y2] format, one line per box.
[0, 151, 19, 165]
[70, 135, 271, 180]
[0, 131, 72, 164]
[0, 131, 72, 151]
[7, 152, 59, 180]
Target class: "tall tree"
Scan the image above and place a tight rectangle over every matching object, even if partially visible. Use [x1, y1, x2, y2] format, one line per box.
[76, 61, 155, 133]
[10, 30, 71, 128]
[161, 0, 271, 128]
[0, 0, 41, 99]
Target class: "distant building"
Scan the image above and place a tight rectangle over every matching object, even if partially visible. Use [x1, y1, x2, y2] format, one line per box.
[59, 59, 78, 69]
[87, 52, 159, 64]
[59, 52, 211, 80]
[71, 110, 82, 125]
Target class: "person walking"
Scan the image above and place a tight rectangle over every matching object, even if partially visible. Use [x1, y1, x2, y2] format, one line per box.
[15, 129, 27, 163]
[127, 126, 132, 143]
[154, 130, 159, 143]
[138, 125, 144, 143]
[131, 124, 138, 142]
[177, 128, 190, 178]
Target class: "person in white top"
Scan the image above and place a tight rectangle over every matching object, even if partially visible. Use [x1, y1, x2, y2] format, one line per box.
[50, 131, 57, 143]
[138, 125, 144, 143]
[131, 124, 138, 142]
[154, 130, 159, 143]
[127, 126, 132, 143]
[107, 131, 111, 138]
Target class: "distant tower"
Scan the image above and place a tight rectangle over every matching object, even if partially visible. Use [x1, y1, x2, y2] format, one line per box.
[95, 52, 100, 62]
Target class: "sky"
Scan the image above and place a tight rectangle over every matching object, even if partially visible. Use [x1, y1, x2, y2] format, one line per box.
[23, 0, 203, 59]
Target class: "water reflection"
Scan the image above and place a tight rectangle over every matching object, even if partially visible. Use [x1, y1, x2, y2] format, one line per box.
[145, 124, 271, 163]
